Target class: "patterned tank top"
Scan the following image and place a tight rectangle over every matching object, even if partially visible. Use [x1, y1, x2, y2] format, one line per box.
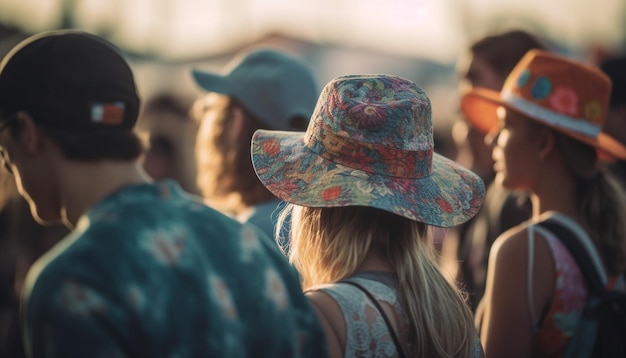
[527, 212, 614, 357]
[313, 272, 482, 357]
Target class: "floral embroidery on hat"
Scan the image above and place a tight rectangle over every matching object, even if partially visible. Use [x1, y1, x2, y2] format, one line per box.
[378, 145, 423, 178]
[354, 170, 393, 197]
[349, 102, 387, 130]
[549, 87, 579, 116]
[517, 69, 531, 88]
[461, 50, 626, 161]
[319, 132, 343, 154]
[262, 139, 281, 157]
[321, 186, 342, 201]
[251, 75, 485, 227]
[531, 76, 553, 100]
[584, 100, 603, 123]
[265, 180, 301, 201]
[436, 198, 453, 213]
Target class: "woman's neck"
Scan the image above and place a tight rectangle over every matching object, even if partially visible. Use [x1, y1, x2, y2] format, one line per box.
[531, 159, 583, 222]
[356, 250, 394, 273]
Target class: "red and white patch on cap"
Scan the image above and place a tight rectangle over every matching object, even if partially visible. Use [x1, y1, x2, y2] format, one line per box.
[90, 102, 125, 125]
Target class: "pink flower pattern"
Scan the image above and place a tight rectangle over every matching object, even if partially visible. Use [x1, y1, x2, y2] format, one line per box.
[534, 229, 588, 355]
[549, 87, 578, 116]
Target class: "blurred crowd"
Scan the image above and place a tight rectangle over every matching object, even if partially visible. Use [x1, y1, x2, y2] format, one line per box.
[0, 25, 624, 358]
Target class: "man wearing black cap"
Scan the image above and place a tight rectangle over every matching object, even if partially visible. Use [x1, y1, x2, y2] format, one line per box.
[0, 30, 326, 358]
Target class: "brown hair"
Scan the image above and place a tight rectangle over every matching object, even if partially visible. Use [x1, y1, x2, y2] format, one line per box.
[556, 132, 626, 275]
[194, 94, 278, 213]
[470, 30, 547, 84]
[523, 114, 626, 275]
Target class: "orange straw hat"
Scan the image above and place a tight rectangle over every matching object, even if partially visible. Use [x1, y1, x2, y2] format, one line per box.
[461, 49, 626, 160]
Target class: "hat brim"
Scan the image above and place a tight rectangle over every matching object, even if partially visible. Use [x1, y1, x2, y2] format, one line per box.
[461, 88, 626, 161]
[251, 130, 485, 228]
[460, 88, 502, 134]
[192, 69, 233, 95]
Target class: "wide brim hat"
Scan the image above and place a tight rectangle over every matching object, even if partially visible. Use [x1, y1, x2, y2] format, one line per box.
[251, 74, 485, 228]
[461, 49, 626, 160]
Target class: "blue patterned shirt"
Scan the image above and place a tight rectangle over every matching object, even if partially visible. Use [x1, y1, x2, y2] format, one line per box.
[21, 180, 327, 358]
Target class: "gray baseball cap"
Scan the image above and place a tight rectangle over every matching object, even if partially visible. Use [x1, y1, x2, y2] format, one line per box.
[192, 49, 318, 131]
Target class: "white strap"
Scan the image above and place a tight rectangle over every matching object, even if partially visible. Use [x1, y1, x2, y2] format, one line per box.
[526, 213, 609, 332]
[526, 225, 539, 333]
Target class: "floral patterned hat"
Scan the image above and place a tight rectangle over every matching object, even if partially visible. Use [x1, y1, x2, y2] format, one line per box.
[461, 49, 626, 160]
[251, 74, 485, 227]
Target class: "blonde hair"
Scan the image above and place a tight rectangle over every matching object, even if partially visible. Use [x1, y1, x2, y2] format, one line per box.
[278, 204, 476, 357]
[193, 93, 275, 213]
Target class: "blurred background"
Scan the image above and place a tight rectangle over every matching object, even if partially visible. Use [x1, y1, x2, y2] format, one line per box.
[0, 0, 625, 355]
[2, 0, 625, 125]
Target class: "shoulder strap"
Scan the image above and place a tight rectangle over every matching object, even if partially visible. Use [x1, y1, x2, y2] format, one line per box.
[340, 280, 407, 358]
[538, 219, 605, 295]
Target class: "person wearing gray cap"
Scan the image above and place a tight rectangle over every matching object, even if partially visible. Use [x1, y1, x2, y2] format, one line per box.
[0, 30, 327, 358]
[191, 48, 318, 242]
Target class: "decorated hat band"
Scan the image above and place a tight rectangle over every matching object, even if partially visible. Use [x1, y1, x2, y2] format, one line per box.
[304, 122, 434, 179]
[461, 49, 626, 161]
[502, 90, 602, 138]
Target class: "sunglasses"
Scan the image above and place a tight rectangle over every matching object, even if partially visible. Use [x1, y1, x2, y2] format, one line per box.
[0, 113, 18, 174]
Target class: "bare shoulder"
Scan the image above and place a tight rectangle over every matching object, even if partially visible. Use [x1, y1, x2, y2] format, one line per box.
[480, 223, 536, 356]
[306, 290, 341, 313]
[490, 222, 553, 265]
[489, 223, 530, 262]
[481, 221, 555, 357]
[306, 290, 345, 358]
[306, 290, 347, 338]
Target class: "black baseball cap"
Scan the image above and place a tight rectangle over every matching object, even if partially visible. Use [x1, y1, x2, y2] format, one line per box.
[0, 30, 139, 131]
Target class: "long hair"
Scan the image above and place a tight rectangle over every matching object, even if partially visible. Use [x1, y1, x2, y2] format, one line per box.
[278, 204, 476, 357]
[555, 131, 626, 275]
[193, 93, 275, 213]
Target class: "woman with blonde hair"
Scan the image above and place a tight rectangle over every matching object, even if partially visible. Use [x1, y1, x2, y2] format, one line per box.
[251, 74, 486, 357]
[462, 50, 626, 356]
